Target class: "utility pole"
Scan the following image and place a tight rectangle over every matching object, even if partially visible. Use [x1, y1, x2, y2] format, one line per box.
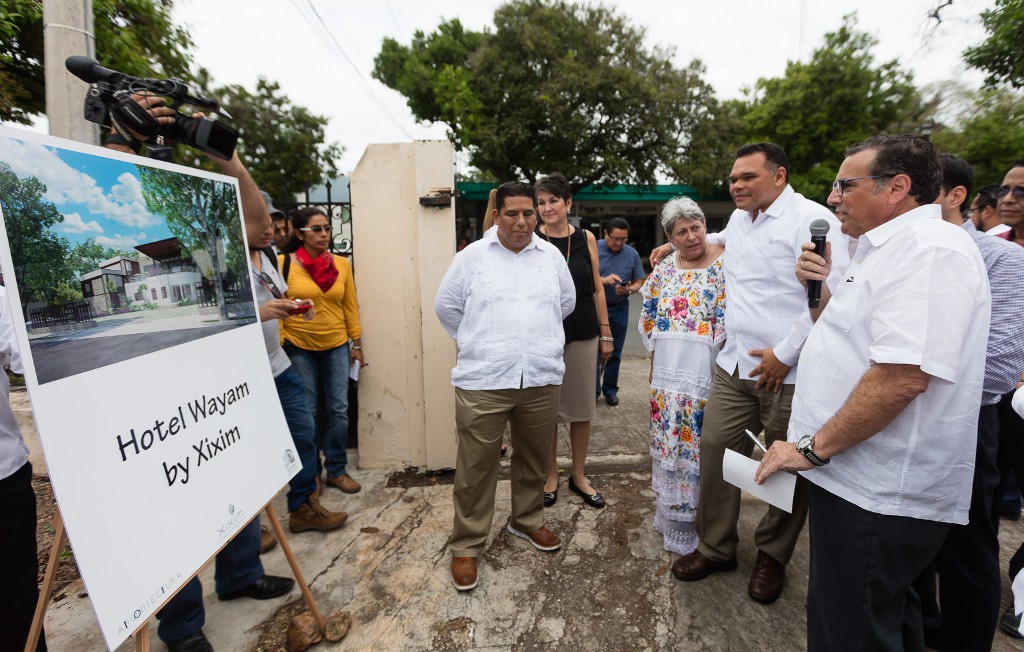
[43, 0, 98, 144]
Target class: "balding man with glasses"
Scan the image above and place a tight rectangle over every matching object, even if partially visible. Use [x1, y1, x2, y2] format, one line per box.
[997, 159, 1024, 247]
[756, 135, 990, 651]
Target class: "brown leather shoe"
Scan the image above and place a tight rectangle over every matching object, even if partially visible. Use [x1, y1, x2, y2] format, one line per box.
[506, 524, 561, 551]
[748, 550, 785, 604]
[259, 525, 277, 554]
[451, 556, 478, 591]
[326, 474, 361, 494]
[288, 495, 348, 533]
[671, 550, 738, 581]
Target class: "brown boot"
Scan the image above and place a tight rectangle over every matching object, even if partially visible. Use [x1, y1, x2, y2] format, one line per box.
[289, 495, 348, 533]
[259, 525, 277, 554]
[326, 473, 361, 494]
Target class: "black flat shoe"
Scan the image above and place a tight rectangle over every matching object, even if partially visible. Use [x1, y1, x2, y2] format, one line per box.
[167, 630, 213, 652]
[1001, 604, 1024, 639]
[219, 574, 295, 601]
[568, 476, 605, 508]
[544, 489, 557, 507]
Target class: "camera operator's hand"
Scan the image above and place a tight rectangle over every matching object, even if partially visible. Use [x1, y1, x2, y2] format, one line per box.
[103, 93, 177, 155]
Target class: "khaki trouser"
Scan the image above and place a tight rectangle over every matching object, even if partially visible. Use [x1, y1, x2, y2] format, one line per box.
[695, 366, 809, 564]
[449, 384, 560, 557]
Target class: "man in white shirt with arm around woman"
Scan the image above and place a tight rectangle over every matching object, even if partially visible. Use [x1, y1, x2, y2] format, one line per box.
[664, 143, 849, 606]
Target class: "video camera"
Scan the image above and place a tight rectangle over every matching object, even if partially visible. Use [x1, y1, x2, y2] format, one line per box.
[65, 55, 238, 161]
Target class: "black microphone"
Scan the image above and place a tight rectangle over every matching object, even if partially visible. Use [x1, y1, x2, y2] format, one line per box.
[65, 56, 120, 84]
[807, 218, 830, 309]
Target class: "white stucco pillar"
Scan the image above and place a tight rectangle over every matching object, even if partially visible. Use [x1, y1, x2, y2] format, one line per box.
[350, 141, 458, 470]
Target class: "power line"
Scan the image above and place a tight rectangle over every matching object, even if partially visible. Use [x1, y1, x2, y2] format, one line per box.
[383, 0, 403, 34]
[293, 0, 416, 140]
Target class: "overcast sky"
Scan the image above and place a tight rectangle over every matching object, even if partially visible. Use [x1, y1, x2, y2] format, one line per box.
[171, 0, 992, 176]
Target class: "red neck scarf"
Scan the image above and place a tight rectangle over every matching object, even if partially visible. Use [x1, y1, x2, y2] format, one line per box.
[296, 247, 338, 293]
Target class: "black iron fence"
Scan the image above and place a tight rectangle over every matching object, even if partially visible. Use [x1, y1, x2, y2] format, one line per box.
[29, 301, 95, 328]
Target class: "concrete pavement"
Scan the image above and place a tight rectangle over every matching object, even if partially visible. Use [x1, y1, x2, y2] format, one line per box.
[18, 343, 1024, 650]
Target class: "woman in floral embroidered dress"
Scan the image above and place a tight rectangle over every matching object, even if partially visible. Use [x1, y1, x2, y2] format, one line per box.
[639, 197, 725, 555]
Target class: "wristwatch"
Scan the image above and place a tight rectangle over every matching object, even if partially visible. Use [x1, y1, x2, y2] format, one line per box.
[796, 435, 829, 466]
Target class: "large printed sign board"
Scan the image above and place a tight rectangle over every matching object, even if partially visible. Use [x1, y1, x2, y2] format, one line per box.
[0, 127, 299, 649]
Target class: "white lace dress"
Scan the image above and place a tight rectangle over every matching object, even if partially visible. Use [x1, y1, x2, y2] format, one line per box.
[638, 255, 725, 555]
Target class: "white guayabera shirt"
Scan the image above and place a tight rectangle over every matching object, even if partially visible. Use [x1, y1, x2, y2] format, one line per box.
[435, 226, 575, 391]
[708, 185, 850, 384]
[789, 204, 990, 525]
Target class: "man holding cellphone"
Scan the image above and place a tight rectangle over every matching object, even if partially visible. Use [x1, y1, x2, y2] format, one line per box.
[596, 217, 645, 406]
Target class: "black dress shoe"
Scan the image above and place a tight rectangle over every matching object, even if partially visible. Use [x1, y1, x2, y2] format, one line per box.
[167, 630, 213, 652]
[219, 575, 295, 601]
[544, 489, 557, 507]
[568, 476, 605, 508]
[605, 394, 619, 406]
[1001, 604, 1024, 639]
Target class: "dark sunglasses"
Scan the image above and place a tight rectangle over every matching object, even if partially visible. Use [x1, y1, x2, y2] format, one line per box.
[997, 186, 1024, 201]
[256, 271, 282, 299]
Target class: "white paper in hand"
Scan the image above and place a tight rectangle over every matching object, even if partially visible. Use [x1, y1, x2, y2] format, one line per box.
[722, 448, 796, 513]
[349, 360, 360, 382]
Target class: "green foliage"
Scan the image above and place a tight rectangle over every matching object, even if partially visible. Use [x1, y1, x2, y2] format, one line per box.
[0, 162, 78, 303]
[69, 238, 137, 276]
[674, 98, 747, 195]
[740, 15, 924, 201]
[933, 86, 1024, 188]
[51, 280, 83, 304]
[373, 0, 715, 191]
[138, 169, 237, 319]
[206, 78, 344, 200]
[964, 0, 1024, 88]
[0, 0, 194, 123]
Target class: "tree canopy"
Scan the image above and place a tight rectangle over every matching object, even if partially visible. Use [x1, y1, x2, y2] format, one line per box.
[210, 78, 344, 202]
[933, 86, 1024, 188]
[739, 15, 924, 201]
[373, 0, 715, 191]
[0, 162, 76, 303]
[964, 0, 1024, 88]
[138, 169, 238, 319]
[0, 0, 195, 124]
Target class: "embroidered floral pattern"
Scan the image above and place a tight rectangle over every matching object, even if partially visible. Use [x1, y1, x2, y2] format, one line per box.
[638, 255, 726, 555]
[639, 259, 725, 351]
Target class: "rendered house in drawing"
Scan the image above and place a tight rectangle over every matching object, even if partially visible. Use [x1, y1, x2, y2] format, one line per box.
[80, 256, 141, 314]
[124, 237, 204, 307]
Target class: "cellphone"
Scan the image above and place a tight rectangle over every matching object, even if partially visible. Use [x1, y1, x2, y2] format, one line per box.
[288, 301, 312, 315]
[618, 280, 630, 287]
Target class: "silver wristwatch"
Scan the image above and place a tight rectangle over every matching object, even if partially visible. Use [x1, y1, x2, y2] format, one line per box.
[796, 435, 829, 466]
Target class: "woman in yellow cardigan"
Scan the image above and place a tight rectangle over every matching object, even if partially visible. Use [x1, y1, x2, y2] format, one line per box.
[280, 207, 365, 494]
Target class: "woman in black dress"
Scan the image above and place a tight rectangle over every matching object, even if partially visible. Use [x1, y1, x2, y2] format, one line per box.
[535, 173, 613, 508]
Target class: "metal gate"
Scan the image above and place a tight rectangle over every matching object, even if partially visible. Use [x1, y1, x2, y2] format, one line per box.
[282, 179, 353, 256]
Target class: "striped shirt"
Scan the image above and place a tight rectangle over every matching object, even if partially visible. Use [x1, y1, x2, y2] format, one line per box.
[962, 220, 1024, 404]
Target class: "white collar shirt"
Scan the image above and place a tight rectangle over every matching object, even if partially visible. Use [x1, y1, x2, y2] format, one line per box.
[0, 286, 28, 480]
[987, 223, 1012, 236]
[435, 226, 576, 390]
[789, 204, 990, 524]
[713, 185, 850, 383]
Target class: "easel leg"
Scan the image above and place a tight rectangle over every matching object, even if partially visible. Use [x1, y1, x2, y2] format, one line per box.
[24, 509, 64, 652]
[264, 505, 327, 633]
[135, 625, 150, 652]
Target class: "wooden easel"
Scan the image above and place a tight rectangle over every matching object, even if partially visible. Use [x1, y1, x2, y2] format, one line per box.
[25, 494, 326, 652]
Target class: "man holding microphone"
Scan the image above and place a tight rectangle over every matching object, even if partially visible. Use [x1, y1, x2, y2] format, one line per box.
[756, 135, 990, 650]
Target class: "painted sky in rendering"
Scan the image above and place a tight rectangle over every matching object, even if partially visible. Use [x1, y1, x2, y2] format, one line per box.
[0, 135, 174, 252]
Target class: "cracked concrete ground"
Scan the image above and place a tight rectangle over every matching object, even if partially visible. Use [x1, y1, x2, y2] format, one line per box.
[22, 353, 1024, 651]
